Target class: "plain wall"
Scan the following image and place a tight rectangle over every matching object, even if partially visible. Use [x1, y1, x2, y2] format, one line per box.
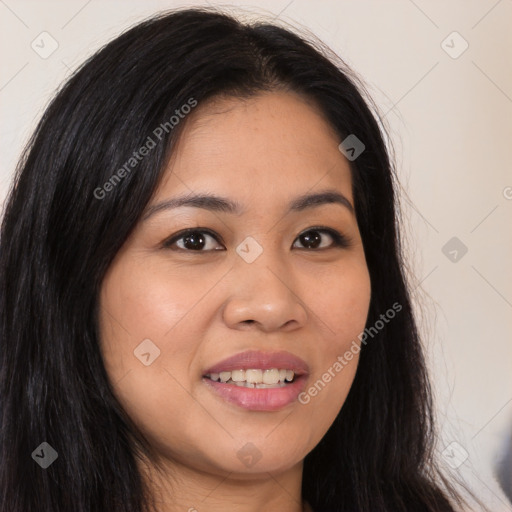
[1, 0, 511, 509]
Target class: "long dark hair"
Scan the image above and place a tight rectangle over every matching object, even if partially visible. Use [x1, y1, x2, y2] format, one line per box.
[0, 7, 470, 511]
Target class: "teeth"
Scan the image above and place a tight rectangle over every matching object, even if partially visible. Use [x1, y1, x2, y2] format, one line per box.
[263, 368, 280, 385]
[234, 381, 287, 389]
[206, 368, 296, 385]
[245, 369, 262, 383]
[231, 370, 244, 382]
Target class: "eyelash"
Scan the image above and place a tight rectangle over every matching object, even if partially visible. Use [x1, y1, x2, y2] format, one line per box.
[162, 226, 352, 252]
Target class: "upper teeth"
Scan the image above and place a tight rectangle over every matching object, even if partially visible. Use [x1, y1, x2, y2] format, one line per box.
[207, 368, 295, 385]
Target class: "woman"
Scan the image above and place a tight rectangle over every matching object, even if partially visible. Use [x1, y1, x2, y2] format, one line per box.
[0, 7, 476, 512]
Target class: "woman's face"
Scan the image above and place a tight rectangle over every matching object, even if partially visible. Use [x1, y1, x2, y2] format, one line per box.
[98, 91, 371, 478]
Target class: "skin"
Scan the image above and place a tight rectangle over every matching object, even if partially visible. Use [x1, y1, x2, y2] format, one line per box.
[98, 90, 371, 512]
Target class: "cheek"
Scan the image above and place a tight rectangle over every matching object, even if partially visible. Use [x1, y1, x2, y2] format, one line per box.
[305, 256, 371, 345]
[97, 258, 217, 461]
[98, 255, 222, 365]
[296, 258, 370, 431]
[96, 256, 203, 420]
[100, 261, 195, 339]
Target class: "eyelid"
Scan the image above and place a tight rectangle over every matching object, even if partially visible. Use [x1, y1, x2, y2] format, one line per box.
[162, 226, 352, 251]
[297, 225, 353, 249]
[161, 228, 223, 249]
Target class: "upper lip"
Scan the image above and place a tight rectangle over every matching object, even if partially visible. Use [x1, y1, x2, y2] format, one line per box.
[203, 350, 309, 376]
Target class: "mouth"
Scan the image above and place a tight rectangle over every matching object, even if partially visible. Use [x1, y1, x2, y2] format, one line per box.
[205, 367, 298, 388]
[202, 350, 309, 411]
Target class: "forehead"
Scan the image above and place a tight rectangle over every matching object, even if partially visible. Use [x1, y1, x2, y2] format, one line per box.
[155, 91, 353, 207]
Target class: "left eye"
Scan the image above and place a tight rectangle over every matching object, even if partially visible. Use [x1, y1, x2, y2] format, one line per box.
[162, 227, 350, 252]
[293, 227, 350, 250]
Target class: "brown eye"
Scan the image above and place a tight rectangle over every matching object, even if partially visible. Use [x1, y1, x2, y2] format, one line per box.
[293, 227, 351, 250]
[163, 229, 224, 252]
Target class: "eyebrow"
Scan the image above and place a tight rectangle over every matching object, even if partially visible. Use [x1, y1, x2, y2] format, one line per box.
[142, 188, 354, 221]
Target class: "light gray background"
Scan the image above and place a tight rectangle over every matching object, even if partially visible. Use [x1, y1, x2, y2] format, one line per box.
[1, 1, 511, 509]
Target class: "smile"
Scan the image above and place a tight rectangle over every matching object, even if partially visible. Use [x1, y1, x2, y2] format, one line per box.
[205, 368, 296, 388]
[202, 350, 309, 411]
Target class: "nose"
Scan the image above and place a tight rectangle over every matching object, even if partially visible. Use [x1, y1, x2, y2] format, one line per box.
[222, 252, 308, 333]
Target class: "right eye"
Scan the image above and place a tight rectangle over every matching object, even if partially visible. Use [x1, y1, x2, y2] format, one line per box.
[162, 228, 225, 252]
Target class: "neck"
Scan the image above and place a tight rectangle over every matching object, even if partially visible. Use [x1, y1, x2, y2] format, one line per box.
[138, 456, 308, 512]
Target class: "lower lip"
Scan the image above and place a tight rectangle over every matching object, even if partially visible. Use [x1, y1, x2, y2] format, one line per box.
[203, 376, 308, 411]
